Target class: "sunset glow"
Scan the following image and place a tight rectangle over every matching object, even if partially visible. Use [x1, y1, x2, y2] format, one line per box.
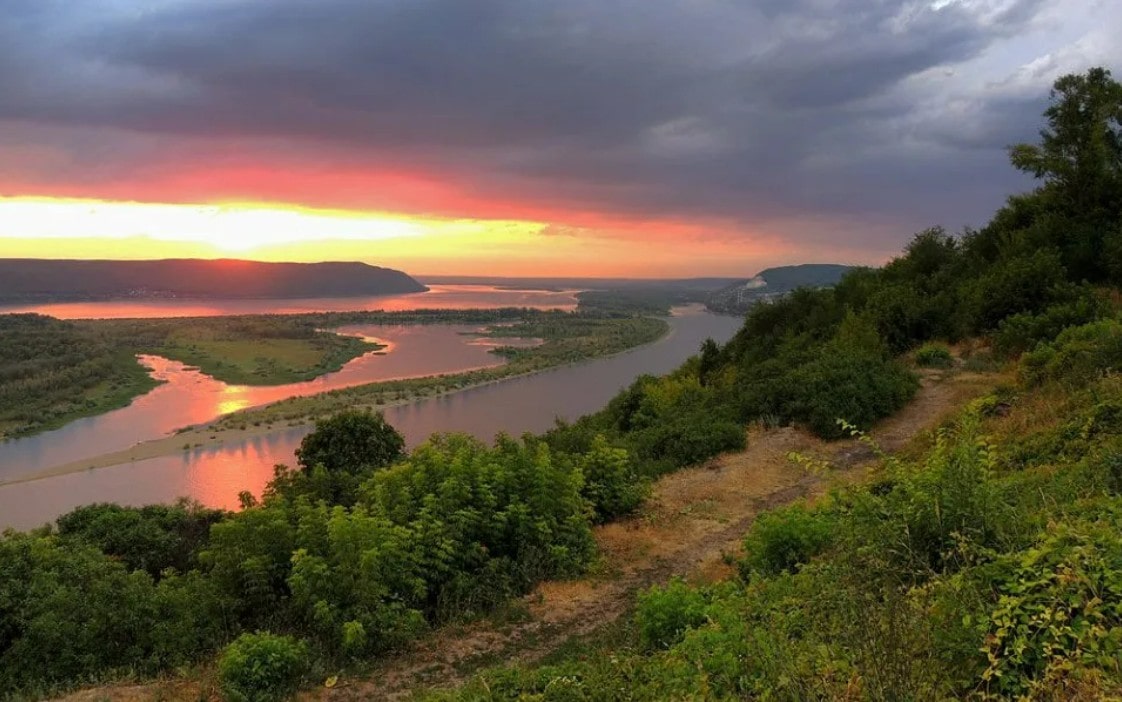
[0, 196, 812, 277]
[0, 197, 423, 252]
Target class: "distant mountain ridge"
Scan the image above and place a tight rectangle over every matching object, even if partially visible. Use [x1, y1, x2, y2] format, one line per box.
[707, 264, 855, 314]
[0, 259, 427, 302]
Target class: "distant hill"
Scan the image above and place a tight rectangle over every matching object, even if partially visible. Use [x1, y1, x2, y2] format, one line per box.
[707, 264, 855, 314]
[0, 259, 427, 302]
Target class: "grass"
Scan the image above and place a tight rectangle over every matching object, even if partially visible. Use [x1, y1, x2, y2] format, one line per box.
[157, 334, 380, 385]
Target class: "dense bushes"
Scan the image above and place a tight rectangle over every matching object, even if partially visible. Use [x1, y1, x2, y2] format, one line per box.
[56, 500, 226, 578]
[217, 632, 309, 702]
[1021, 319, 1122, 386]
[0, 419, 644, 696]
[0, 534, 228, 693]
[435, 345, 1122, 700]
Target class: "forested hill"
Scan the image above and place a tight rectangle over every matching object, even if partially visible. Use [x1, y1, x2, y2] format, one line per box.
[707, 263, 854, 313]
[0, 258, 427, 301]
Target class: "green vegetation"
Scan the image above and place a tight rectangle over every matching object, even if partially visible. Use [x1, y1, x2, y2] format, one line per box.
[0, 309, 668, 440]
[83, 316, 383, 386]
[0, 314, 160, 439]
[434, 328, 1122, 700]
[217, 633, 309, 702]
[0, 67, 1119, 700]
[914, 341, 955, 368]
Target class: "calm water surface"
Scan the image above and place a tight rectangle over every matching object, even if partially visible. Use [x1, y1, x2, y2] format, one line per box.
[0, 284, 578, 319]
[0, 309, 740, 529]
[0, 324, 516, 483]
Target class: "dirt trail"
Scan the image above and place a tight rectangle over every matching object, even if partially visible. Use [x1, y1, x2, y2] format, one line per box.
[57, 368, 995, 702]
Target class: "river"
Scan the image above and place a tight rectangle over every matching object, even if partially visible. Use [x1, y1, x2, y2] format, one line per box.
[0, 309, 741, 530]
[0, 284, 579, 319]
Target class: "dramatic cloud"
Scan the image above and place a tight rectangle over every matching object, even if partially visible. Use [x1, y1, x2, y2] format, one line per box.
[0, 0, 1119, 270]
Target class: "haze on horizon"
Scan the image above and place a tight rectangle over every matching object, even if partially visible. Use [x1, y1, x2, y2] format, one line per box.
[1, 0, 1119, 277]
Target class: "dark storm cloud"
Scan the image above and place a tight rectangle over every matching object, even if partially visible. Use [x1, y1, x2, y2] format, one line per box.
[0, 0, 1068, 249]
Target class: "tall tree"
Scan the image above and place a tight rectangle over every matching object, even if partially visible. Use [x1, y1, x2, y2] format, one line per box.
[1009, 68, 1122, 281]
[1010, 67, 1122, 212]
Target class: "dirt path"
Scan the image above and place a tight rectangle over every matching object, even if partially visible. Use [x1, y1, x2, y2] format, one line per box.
[56, 368, 995, 702]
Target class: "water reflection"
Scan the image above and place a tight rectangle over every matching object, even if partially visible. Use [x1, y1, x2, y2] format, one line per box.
[0, 310, 742, 530]
[0, 285, 579, 319]
[0, 325, 512, 483]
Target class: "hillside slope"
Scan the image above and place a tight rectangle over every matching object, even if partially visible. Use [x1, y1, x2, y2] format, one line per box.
[707, 263, 854, 314]
[0, 259, 427, 301]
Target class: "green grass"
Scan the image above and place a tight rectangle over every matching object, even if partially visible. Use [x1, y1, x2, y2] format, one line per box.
[157, 334, 380, 385]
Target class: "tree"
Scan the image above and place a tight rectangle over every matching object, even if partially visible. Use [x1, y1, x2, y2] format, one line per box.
[697, 338, 721, 386]
[1009, 67, 1122, 280]
[295, 410, 405, 475]
[1010, 67, 1122, 207]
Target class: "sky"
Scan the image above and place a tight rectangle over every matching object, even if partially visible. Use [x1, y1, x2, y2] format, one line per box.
[0, 0, 1119, 277]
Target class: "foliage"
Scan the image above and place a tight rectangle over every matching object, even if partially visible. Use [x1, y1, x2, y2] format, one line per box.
[634, 579, 709, 651]
[217, 632, 309, 702]
[740, 503, 837, 577]
[273, 410, 407, 506]
[1021, 318, 1122, 387]
[576, 435, 648, 522]
[56, 499, 227, 579]
[914, 342, 954, 368]
[0, 314, 159, 439]
[0, 533, 227, 692]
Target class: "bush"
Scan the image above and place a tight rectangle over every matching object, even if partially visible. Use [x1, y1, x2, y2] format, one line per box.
[914, 342, 954, 369]
[1021, 319, 1122, 387]
[993, 292, 1107, 356]
[787, 348, 919, 439]
[217, 632, 309, 702]
[635, 579, 708, 651]
[578, 435, 648, 522]
[636, 416, 746, 471]
[740, 503, 836, 577]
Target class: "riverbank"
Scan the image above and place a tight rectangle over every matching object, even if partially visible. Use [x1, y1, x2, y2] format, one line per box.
[0, 314, 676, 488]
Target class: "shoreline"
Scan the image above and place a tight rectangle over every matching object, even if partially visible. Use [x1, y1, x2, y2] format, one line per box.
[0, 315, 682, 488]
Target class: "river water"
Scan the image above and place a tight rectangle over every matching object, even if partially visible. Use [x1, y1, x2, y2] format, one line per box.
[0, 309, 740, 530]
[0, 285, 579, 319]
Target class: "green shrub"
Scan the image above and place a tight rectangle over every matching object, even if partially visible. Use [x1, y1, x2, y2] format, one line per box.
[993, 292, 1107, 356]
[787, 349, 919, 439]
[578, 435, 648, 522]
[981, 517, 1122, 698]
[635, 579, 708, 651]
[740, 503, 836, 577]
[1022, 319, 1122, 387]
[217, 632, 309, 702]
[635, 416, 745, 471]
[914, 342, 954, 368]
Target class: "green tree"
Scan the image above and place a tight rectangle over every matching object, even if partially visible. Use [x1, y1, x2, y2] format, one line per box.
[1009, 67, 1122, 279]
[698, 338, 721, 386]
[296, 410, 406, 475]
